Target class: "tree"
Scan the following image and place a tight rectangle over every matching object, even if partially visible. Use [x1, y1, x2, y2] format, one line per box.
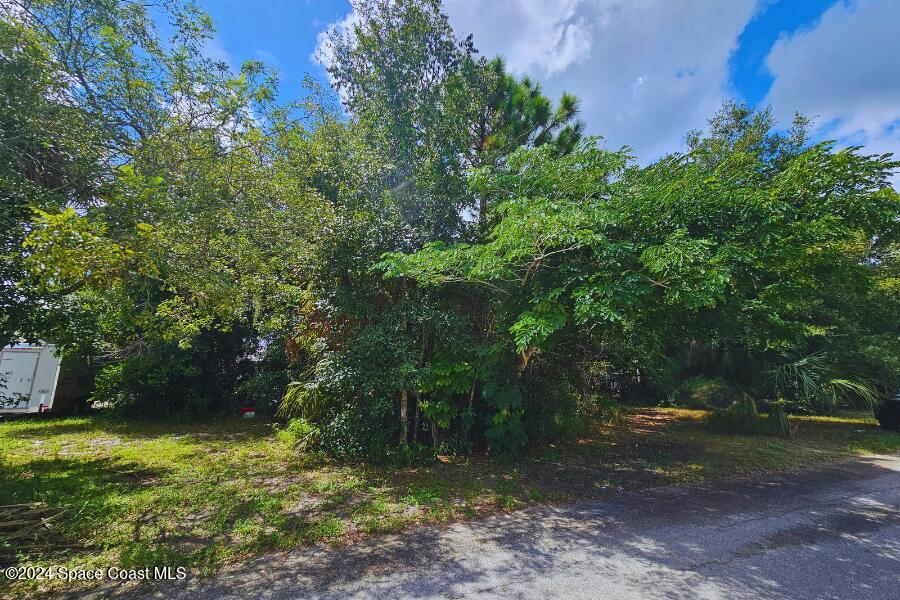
[11, 0, 329, 413]
[446, 56, 584, 226]
[0, 7, 110, 344]
[383, 103, 899, 440]
[321, 0, 583, 241]
[7, 0, 897, 450]
[300, 0, 585, 451]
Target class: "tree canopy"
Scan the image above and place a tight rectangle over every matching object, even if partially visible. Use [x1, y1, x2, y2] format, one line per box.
[3, 0, 898, 453]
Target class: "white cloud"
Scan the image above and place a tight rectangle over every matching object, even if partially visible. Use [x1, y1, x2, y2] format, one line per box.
[443, 0, 758, 160]
[313, 11, 359, 70]
[203, 36, 235, 68]
[313, 0, 899, 186]
[762, 0, 900, 184]
[314, 1, 759, 161]
[312, 10, 360, 105]
[445, 0, 593, 77]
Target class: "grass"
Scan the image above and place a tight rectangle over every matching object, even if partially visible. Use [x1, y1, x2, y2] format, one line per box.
[1, 407, 899, 597]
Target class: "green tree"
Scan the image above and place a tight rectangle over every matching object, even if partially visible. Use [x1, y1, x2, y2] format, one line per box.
[321, 0, 583, 241]
[11, 0, 329, 413]
[302, 0, 585, 450]
[384, 103, 899, 437]
[0, 7, 110, 345]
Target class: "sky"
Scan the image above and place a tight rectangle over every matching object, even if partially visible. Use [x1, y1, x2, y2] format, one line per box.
[197, 0, 900, 176]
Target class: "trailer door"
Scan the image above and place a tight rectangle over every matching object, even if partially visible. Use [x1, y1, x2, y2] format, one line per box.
[0, 349, 39, 410]
[32, 346, 62, 410]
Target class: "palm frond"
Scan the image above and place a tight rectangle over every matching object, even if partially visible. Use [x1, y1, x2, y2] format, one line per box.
[769, 352, 877, 414]
[827, 378, 879, 410]
[278, 378, 330, 420]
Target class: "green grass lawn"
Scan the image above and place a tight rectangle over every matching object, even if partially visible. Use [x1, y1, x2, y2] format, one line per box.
[1, 408, 899, 597]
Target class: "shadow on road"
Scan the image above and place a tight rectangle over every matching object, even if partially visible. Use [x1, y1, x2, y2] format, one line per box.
[115, 454, 900, 600]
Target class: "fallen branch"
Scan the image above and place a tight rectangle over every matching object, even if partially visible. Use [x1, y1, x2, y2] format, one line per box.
[0, 503, 65, 549]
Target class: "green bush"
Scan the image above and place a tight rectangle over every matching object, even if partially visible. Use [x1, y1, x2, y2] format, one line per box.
[599, 401, 627, 424]
[318, 398, 398, 460]
[766, 404, 791, 438]
[482, 380, 528, 456]
[674, 376, 740, 409]
[236, 339, 293, 415]
[275, 418, 321, 450]
[91, 347, 212, 418]
[706, 395, 765, 434]
[707, 396, 796, 437]
[522, 373, 583, 442]
[389, 442, 437, 466]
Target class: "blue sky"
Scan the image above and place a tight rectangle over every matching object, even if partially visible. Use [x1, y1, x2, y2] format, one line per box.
[196, 0, 900, 176]
[729, 1, 837, 106]
[195, 0, 348, 99]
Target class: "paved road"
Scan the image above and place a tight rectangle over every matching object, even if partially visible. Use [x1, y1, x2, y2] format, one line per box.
[128, 454, 900, 600]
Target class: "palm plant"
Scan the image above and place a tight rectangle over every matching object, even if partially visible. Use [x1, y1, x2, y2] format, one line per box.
[278, 370, 334, 421]
[770, 352, 878, 415]
[766, 402, 791, 437]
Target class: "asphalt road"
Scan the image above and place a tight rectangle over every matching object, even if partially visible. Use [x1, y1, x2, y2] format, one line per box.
[126, 454, 900, 600]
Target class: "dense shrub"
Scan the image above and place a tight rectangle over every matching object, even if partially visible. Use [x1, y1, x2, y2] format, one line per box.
[673, 376, 740, 410]
[92, 346, 211, 418]
[706, 396, 794, 437]
[705, 395, 765, 435]
[318, 398, 398, 460]
[274, 418, 321, 450]
[91, 329, 254, 418]
[236, 340, 294, 415]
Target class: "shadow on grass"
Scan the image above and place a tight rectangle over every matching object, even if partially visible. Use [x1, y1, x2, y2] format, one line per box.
[0, 413, 275, 443]
[0, 454, 170, 565]
[128, 456, 900, 600]
[352, 410, 707, 508]
[0, 416, 106, 438]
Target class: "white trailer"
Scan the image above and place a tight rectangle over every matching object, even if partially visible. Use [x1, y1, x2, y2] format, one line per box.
[0, 343, 64, 414]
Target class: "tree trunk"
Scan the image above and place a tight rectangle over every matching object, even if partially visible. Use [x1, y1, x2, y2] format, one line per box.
[399, 388, 409, 446]
[519, 345, 537, 372]
[413, 392, 420, 444]
[399, 292, 409, 446]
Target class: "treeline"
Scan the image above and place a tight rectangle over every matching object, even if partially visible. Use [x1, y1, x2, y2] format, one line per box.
[2, 0, 898, 456]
